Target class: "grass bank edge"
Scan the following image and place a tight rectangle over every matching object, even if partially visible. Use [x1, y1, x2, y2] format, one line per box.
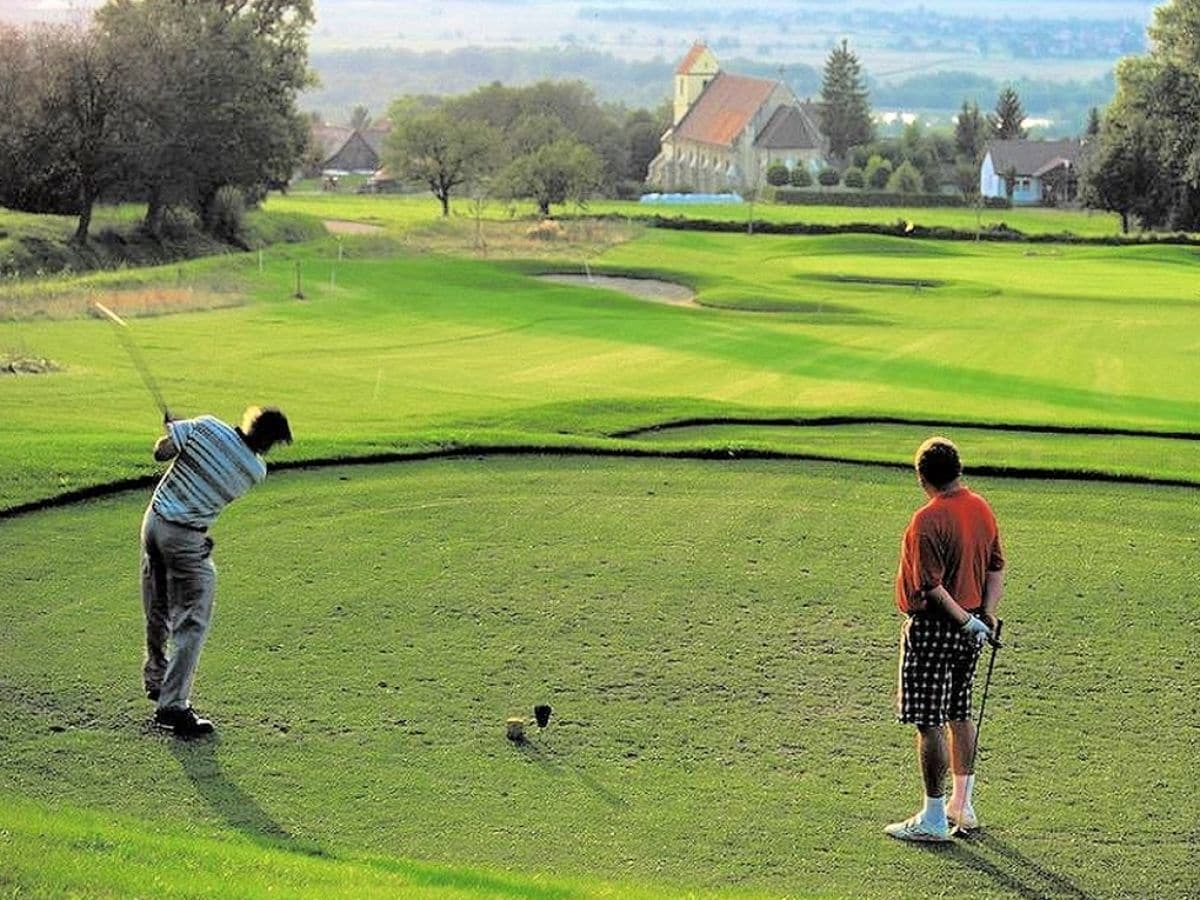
[0, 792, 760, 900]
[6, 427, 1199, 522]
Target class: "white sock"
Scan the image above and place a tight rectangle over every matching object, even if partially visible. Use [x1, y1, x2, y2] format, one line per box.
[950, 774, 976, 809]
[923, 795, 947, 826]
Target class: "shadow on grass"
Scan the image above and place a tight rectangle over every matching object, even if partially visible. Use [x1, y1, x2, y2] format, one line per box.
[170, 735, 579, 898]
[918, 831, 1095, 900]
[516, 739, 628, 809]
[169, 735, 325, 856]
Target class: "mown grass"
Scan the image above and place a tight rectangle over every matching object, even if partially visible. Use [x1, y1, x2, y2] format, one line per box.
[1, 458, 1195, 898]
[0, 793, 666, 899]
[2, 194, 1199, 898]
[4, 227, 1200, 511]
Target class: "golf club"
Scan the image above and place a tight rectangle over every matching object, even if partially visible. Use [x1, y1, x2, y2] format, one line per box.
[92, 301, 170, 419]
[974, 618, 1004, 766]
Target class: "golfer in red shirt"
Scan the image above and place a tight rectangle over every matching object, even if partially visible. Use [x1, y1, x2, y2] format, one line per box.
[886, 437, 1005, 842]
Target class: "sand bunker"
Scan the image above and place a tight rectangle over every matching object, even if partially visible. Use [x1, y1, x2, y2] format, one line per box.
[538, 274, 696, 306]
[323, 220, 385, 235]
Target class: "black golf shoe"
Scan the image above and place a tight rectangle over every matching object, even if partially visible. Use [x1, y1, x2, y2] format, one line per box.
[145, 687, 160, 702]
[154, 706, 215, 737]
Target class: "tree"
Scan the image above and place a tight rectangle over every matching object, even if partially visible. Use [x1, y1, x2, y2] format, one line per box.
[350, 104, 372, 130]
[1082, 0, 1200, 230]
[100, 0, 314, 237]
[843, 166, 865, 189]
[384, 108, 498, 216]
[819, 39, 874, 161]
[0, 26, 79, 216]
[622, 107, 664, 183]
[955, 100, 988, 162]
[990, 86, 1027, 140]
[500, 137, 601, 216]
[1082, 114, 1171, 233]
[1086, 106, 1102, 137]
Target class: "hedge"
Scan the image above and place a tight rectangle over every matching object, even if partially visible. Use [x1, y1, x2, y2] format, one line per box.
[631, 215, 1200, 246]
[775, 189, 1011, 209]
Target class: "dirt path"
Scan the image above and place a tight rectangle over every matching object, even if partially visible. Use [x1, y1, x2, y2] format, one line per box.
[323, 220, 385, 235]
[537, 274, 696, 306]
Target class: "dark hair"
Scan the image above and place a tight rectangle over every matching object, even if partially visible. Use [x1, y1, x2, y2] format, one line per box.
[243, 406, 292, 450]
[915, 437, 961, 488]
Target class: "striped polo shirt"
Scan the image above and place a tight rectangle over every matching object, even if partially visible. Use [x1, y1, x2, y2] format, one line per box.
[151, 415, 266, 529]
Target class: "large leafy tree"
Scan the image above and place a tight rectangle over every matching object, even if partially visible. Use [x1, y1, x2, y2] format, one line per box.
[0, 23, 129, 242]
[818, 39, 874, 162]
[1083, 0, 1200, 229]
[499, 137, 602, 215]
[1080, 114, 1167, 233]
[384, 108, 498, 216]
[100, 0, 314, 236]
[989, 86, 1028, 140]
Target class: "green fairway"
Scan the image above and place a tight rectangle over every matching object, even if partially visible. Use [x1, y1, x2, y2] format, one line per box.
[262, 192, 1130, 239]
[3, 202, 1199, 898]
[1, 457, 1195, 898]
[4, 228, 1200, 511]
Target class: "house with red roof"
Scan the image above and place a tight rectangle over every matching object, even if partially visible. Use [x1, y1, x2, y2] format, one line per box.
[647, 42, 827, 193]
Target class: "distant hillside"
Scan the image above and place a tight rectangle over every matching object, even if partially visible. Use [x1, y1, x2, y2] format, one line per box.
[304, 46, 1116, 136]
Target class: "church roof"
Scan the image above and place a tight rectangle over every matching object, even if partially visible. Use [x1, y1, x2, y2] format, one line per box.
[673, 72, 778, 148]
[675, 41, 711, 75]
[755, 104, 825, 151]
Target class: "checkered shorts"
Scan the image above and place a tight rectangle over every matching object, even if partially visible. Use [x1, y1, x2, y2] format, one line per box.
[897, 614, 983, 728]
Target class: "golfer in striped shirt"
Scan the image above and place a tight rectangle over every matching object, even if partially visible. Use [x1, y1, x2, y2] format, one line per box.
[141, 406, 292, 736]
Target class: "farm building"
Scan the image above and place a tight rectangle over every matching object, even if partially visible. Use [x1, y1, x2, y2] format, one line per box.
[980, 138, 1084, 206]
[309, 124, 390, 176]
[647, 42, 827, 193]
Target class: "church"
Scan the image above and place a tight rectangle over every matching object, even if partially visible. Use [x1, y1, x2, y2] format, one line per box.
[647, 42, 827, 193]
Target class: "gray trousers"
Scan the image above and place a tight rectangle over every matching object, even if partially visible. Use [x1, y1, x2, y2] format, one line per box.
[140, 508, 216, 711]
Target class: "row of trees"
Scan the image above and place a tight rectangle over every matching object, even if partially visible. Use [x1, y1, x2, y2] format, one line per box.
[0, 0, 313, 243]
[1082, 0, 1200, 231]
[817, 38, 1037, 199]
[382, 81, 668, 216]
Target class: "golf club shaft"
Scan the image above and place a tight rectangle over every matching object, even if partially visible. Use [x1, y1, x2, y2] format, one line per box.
[93, 302, 169, 417]
[973, 618, 1003, 765]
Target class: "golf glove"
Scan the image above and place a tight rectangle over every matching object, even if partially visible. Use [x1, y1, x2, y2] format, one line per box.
[960, 614, 992, 647]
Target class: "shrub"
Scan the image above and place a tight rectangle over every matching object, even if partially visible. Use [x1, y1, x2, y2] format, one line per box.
[886, 161, 923, 194]
[843, 167, 865, 189]
[206, 186, 247, 245]
[865, 155, 893, 190]
[789, 166, 813, 187]
[766, 163, 790, 187]
[818, 167, 841, 187]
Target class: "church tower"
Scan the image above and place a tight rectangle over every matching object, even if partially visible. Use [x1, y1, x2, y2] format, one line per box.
[673, 41, 720, 125]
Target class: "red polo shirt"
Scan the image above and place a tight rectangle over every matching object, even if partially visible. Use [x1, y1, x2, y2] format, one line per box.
[895, 486, 1005, 614]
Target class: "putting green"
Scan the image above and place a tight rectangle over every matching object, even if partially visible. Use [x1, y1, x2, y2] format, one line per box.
[1, 456, 1194, 898]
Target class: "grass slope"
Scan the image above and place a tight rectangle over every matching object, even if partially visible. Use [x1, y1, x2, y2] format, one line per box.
[0, 794, 663, 899]
[1, 458, 1196, 898]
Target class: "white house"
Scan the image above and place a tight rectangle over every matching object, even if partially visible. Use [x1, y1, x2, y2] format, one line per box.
[980, 139, 1084, 206]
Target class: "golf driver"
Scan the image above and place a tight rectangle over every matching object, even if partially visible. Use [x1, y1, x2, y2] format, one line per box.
[92, 301, 170, 419]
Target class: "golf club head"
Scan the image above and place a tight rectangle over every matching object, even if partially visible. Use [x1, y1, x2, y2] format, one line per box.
[534, 704, 551, 728]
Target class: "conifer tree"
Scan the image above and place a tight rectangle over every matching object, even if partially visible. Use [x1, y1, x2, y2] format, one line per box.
[990, 86, 1027, 140]
[819, 39, 873, 162]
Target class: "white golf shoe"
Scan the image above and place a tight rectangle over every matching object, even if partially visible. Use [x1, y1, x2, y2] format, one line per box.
[884, 813, 952, 843]
[948, 804, 979, 832]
